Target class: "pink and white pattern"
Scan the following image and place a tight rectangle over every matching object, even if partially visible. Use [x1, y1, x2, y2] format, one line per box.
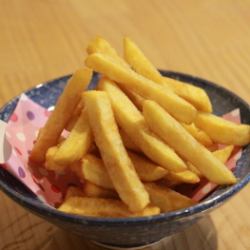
[2, 94, 80, 206]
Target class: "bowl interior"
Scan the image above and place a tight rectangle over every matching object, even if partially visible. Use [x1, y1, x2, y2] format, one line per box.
[0, 70, 249, 224]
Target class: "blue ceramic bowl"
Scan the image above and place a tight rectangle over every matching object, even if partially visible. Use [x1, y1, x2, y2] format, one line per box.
[0, 71, 249, 249]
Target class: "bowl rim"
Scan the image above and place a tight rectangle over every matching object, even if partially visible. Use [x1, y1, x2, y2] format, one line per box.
[0, 70, 249, 226]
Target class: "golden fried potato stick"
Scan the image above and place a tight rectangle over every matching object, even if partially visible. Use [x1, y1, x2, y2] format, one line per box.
[45, 146, 66, 172]
[187, 163, 202, 177]
[65, 186, 84, 200]
[82, 154, 114, 189]
[128, 151, 167, 182]
[59, 197, 160, 217]
[121, 88, 144, 111]
[87, 36, 129, 68]
[163, 77, 212, 113]
[145, 183, 195, 212]
[65, 99, 84, 131]
[165, 170, 200, 184]
[186, 145, 234, 178]
[123, 37, 212, 112]
[84, 91, 149, 212]
[99, 78, 187, 172]
[119, 129, 141, 152]
[85, 53, 197, 123]
[88, 36, 145, 112]
[83, 181, 118, 199]
[213, 145, 234, 163]
[195, 112, 250, 146]
[53, 109, 93, 165]
[181, 123, 213, 147]
[143, 100, 237, 184]
[83, 153, 166, 186]
[30, 68, 93, 163]
[124, 37, 163, 83]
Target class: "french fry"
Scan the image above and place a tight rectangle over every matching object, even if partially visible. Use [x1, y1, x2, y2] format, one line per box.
[213, 145, 234, 163]
[163, 77, 212, 113]
[83, 181, 118, 199]
[123, 37, 212, 112]
[53, 109, 93, 165]
[119, 129, 141, 152]
[128, 151, 168, 182]
[160, 178, 182, 188]
[165, 170, 200, 184]
[82, 154, 114, 189]
[65, 99, 84, 131]
[83, 153, 167, 185]
[181, 123, 213, 147]
[143, 100, 237, 184]
[45, 146, 66, 172]
[99, 78, 187, 172]
[123, 37, 163, 83]
[120, 88, 144, 111]
[84, 91, 149, 212]
[186, 145, 234, 177]
[85, 53, 197, 123]
[59, 197, 160, 217]
[145, 183, 195, 212]
[88, 37, 146, 113]
[187, 163, 202, 177]
[70, 161, 83, 178]
[87, 36, 129, 68]
[30, 68, 93, 163]
[65, 186, 84, 200]
[195, 112, 250, 146]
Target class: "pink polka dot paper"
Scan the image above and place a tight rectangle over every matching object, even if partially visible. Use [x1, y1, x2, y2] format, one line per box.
[0, 94, 242, 206]
[2, 94, 80, 206]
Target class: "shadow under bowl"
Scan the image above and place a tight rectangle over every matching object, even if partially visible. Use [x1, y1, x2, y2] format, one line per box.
[0, 71, 249, 248]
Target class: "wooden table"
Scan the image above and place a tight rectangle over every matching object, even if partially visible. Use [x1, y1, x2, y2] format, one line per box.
[0, 1, 249, 249]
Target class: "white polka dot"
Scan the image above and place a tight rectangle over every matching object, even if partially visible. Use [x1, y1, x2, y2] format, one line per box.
[12, 150, 17, 157]
[16, 132, 26, 142]
[5, 132, 11, 139]
[201, 184, 212, 194]
[231, 109, 239, 117]
[48, 106, 55, 111]
[20, 95, 29, 101]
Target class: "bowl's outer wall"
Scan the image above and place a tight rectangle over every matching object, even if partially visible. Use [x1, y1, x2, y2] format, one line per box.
[0, 71, 249, 247]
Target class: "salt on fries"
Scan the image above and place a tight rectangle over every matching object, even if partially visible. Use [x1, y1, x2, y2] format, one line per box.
[29, 37, 249, 218]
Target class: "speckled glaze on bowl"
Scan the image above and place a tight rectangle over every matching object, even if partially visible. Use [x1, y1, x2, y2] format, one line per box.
[0, 71, 249, 248]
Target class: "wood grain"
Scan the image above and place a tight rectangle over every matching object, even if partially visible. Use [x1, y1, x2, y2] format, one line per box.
[0, 0, 249, 249]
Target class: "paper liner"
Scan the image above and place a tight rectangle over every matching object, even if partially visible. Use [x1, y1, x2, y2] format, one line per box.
[1, 94, 80, 206]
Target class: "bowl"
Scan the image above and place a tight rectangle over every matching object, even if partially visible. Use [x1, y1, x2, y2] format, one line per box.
[0, 70, 249, 249]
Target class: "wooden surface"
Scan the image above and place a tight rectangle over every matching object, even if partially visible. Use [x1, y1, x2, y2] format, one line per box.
[0, 0, 249, 249]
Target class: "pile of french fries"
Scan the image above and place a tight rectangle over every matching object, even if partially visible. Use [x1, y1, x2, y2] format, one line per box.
[29, 37, 250, 218]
